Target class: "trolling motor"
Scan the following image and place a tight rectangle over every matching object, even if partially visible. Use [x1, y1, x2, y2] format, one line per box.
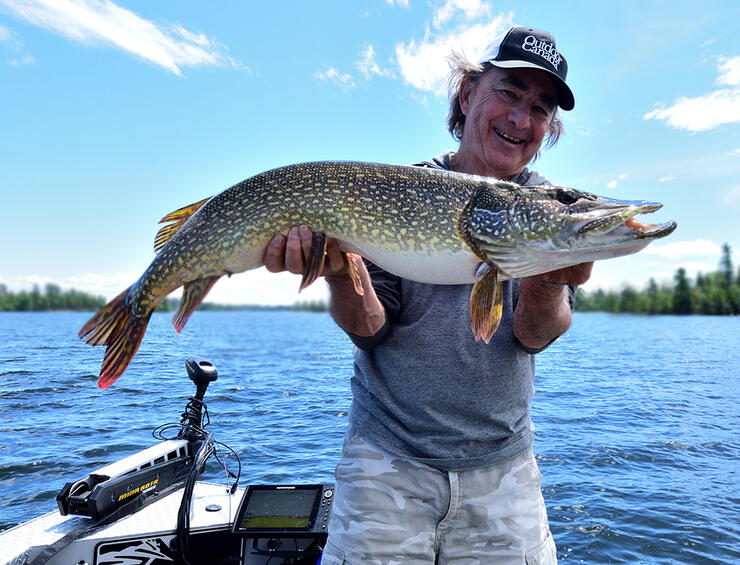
[179, 357, 219, 442]
[56, 357, 220, 523]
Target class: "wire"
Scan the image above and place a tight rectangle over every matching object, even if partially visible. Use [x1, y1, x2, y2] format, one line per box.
[151, 395, 242, 564]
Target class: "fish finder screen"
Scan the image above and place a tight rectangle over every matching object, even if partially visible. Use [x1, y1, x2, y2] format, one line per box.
[235, 487, 321, 531]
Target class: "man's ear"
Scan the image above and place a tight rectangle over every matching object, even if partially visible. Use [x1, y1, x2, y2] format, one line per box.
[459, 76, 473, 116]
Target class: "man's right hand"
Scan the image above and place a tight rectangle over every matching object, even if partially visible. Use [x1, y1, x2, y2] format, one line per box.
[263, 225, 347, 279]
[262, 225, 385, 338]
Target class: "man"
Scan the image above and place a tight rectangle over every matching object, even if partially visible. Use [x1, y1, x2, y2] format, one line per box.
[265, 25, 591, 565]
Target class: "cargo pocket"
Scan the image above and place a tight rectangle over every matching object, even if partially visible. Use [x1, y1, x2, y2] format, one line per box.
[525, 531, 557, 565]
[320, 541, 348, 564]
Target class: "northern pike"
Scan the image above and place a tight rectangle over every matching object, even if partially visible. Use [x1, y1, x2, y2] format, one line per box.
[80, 161, 676, 387]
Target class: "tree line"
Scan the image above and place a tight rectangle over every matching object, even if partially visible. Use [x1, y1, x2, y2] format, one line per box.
[0, 283, 328, 313]
[3, 244, 737, 315]
[0, 283, 106, 311]
[575, 243, 740, 315]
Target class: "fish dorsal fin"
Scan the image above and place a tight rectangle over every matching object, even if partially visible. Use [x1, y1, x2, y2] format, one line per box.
[154, 197, 211, 253]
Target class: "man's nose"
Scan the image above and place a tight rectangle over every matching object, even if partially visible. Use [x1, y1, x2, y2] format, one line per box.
[507, 104, 530, 130]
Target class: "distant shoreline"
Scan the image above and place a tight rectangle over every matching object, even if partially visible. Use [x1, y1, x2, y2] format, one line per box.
[3, 241, 738, 316]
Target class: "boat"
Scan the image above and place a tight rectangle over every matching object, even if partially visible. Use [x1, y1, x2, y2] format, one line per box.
[0, 357, 333, 565]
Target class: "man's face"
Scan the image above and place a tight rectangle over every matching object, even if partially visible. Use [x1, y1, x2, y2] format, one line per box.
[458, 66, 557, 179]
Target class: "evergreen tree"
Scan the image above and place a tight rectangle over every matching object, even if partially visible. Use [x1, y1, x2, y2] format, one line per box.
[672, 268, 693, 314]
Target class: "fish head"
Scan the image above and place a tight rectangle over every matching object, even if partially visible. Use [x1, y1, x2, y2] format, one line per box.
[459, 181, 677, 278]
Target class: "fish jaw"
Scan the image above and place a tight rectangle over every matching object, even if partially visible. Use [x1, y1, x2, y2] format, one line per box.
[460, 184, 677, 279]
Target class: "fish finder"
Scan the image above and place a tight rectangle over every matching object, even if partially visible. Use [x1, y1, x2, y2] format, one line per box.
[232, 484, 334, 537]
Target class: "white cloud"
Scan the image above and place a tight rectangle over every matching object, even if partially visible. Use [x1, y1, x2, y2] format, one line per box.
[642, 238, 722, 261]
[721, 184, 740, 208]
[433, 0, 491, 29]
[643, 55, 740, 132]
[386, 0, 409, 7]
[0, 24, 10, 41]
[717, 55, 740, 86]
[659, 176, 675, 183]
[395, 12, 512, 96]
[606, 173, 628, 189]
[314, 66, 356, 91]
[8, 52, 34, 65]
[356, 44, 394, 80]
[0, 0, 240, 75]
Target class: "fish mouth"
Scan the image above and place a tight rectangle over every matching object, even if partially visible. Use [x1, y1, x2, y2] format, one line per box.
[577, 202, 677, 239]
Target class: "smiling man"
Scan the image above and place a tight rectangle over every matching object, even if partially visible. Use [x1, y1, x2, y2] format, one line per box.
[265, 25, 590, 565]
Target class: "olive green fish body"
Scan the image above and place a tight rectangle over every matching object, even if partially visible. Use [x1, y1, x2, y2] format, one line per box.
[81, 161, 676, 387]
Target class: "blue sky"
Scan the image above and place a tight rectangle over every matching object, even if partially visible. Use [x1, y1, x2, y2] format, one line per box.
[1, 0, 739, 305]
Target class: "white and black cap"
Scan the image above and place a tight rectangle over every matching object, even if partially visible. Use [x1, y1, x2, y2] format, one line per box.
[478, 25, 575, 110]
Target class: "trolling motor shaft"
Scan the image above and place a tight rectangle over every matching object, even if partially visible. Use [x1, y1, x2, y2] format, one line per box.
[179, 357, 218, 441]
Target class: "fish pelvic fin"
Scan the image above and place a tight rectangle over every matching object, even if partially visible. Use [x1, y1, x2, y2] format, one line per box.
[78, 286, 152, 388]
[470, 266, 503, 343]
[300, 232, 328, 292]
[154, 197, 211, 253]
[342, 252, 365, 296]
[173, 276, 220, 333]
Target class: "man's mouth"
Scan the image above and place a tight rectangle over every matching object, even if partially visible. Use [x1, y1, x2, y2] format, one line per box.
[494, 127, 524, 145]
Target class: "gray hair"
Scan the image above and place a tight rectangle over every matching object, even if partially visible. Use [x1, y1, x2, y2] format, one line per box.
[446, 51, 564, 152]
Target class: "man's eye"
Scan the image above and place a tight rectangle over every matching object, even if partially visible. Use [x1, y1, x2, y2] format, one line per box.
[497, 89, 516, 100]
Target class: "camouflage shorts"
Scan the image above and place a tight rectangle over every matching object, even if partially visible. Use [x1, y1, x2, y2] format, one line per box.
[322, 431, 557, 565]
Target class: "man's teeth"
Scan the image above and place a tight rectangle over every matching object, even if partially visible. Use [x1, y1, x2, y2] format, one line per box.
[494, 128, 524, 144]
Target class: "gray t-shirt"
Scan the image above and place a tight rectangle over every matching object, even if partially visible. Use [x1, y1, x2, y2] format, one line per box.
[345, 151, 556, 471]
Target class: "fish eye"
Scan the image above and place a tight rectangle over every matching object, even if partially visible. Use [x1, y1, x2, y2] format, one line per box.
[556, 189, 579, 205]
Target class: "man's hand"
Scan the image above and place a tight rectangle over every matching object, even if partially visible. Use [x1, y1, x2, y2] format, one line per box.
[529, 262, 593, 287]
[263, 225, 347, 278]
[514, 262, 593, 350]
[262, 225, 385, 337]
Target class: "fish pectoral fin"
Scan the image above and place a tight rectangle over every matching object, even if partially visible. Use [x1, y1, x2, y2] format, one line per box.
[342, 252, 365, 296]
[470, 266, 503, 343]
[299, 232, 328, 291]
[173, 276, 220, 333]
[154, 197, 211, 253]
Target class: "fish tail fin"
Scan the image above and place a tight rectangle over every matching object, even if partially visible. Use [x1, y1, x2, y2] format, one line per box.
[173, 275, 220, 333]
[79, 286, 152, 388]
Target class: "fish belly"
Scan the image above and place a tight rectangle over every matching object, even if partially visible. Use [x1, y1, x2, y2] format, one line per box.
[340, 241, 480, 285]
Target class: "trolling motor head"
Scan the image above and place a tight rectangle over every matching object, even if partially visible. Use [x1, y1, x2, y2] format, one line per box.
[186, 356, 218, 391]
[180, 357, 218, 441]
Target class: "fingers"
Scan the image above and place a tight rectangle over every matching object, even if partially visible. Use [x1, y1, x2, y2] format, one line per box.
[264, 234, 287, 273]
[284, 226, 311, 274]
[539, 262, 594, 286]
[264, 225, 344, 277]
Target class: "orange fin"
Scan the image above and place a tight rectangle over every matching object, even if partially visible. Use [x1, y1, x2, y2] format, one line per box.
[342, 252, 364, 296]
[470, 266, 503, 343]
[173, 276, 220, 333]
[299, 232, 328, 292]
[79, 286, 152, 388]
[154, 197, 210, 253]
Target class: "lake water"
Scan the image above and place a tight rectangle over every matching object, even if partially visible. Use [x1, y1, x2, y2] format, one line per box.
[0, 311, 738, 563]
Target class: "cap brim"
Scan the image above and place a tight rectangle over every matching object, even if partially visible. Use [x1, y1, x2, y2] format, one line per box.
[487, 59, 575, 111]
